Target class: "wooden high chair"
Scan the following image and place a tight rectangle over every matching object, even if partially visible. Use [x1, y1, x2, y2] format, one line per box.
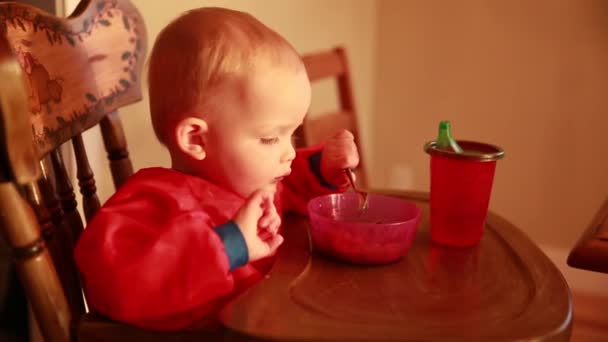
[0, 1, 220, 341]
[298, 47, 368, 188]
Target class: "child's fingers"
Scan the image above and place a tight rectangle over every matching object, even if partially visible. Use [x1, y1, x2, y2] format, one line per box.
[264, 233, 284, 252]
[252, 232, 283, 258]
[246, 188, 276, 223]
[258, 207, 275, 227]
[259, 195, 278, 225]
[259, 216, 280, 234]
[259, 215, 270, 228]
[265, 202, 280, 229]
[258, 228, 273, 241]
[249, 186, 275, 206]
[259, 185, 277, 200]
[246, 188, 269, 213]
[266, 213, 281, 234]
[235, 190, 265, 233]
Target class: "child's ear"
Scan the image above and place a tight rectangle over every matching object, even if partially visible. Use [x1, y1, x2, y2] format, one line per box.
[175, 117, 208, 160]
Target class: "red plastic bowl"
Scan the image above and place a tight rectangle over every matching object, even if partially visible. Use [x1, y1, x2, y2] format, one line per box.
[307, 192, 421, 264]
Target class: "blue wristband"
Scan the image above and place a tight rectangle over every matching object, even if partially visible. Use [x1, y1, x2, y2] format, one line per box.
[214, 221, 249, 271]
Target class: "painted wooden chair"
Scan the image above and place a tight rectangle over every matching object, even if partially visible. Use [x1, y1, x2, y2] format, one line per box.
[0, 1, 222, 341]
[298, 47, 368, 188]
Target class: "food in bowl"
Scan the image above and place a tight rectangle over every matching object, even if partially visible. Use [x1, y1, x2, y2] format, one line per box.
[307, 192, 421, 264]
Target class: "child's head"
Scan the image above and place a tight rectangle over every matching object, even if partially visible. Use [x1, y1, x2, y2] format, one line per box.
[148, 7, 311, 198]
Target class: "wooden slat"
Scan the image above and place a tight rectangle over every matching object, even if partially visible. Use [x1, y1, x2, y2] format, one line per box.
[22, 178, 86, 321]
[334, 47, 357, 112]
[39, 157, 86, 318]
[300, 46, 366, 188]
[304, 110, 356, 146]
[50, 150, 84, 244]
[100, 111, 133, 189]
[72, 134, 101, 222]
[0, 182, 71, 342]
[302, 48, 346, 81]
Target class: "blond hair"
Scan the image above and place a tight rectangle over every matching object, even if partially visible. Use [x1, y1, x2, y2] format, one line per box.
[147, 7, 303, 145]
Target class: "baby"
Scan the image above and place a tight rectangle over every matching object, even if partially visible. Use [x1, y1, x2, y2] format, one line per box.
[75, 7, 359, 331]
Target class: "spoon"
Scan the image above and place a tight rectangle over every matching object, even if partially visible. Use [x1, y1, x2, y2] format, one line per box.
[345, 168, 369, 212]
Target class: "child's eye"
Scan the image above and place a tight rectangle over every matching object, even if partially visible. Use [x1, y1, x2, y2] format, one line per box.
[260, 137, 279, 145]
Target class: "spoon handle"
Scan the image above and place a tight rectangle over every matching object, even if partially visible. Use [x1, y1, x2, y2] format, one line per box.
[344, 168, 369, 211]
[345, 168, 357, 189]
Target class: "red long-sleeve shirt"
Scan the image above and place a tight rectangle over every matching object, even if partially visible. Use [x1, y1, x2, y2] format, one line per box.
[74, 147, 340, 330]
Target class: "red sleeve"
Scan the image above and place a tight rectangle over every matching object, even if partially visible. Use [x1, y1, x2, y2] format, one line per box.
[74, 180, 235, 330]
[281, 145, 348, 214]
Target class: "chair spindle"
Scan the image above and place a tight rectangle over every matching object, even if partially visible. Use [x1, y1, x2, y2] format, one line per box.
[71, 134, 101, 222]
[22, 179, 86, 320]
[100, 111, 134, 189]
[0, 182, 71, 342]
[50, 150, 84, 242]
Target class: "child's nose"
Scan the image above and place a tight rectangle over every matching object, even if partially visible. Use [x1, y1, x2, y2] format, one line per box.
[281, 142, 295, 163]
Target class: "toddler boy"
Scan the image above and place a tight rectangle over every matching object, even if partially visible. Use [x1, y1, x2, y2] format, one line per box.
[75, 7, 360, 331]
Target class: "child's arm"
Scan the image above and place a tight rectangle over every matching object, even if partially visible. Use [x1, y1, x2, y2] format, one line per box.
[74, 185, 280, 331]
[282, 130, 360, 214]
[280, 144, 342, 214]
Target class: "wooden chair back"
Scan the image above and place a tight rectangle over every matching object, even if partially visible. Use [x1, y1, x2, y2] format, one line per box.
[298, 46, 367, 188]
[0, 0, 147, 340]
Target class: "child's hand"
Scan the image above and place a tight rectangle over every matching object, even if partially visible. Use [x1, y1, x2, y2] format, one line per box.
[233, 187, 283, 262]
[320, 129, 360, 188]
